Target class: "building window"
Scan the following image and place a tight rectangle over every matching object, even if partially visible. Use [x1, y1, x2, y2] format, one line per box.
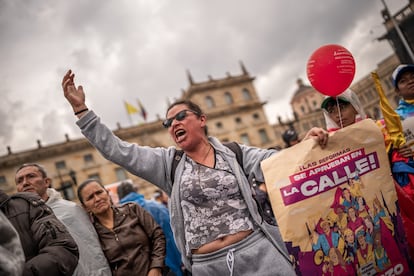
[258, 129, 270, 144]
[84, 153, 94, 165]
[0, 176, 7, 188]
[240, 133, 250, 145]
[224, 92, 234, 104]
[55, 160, 67, 170]
[235, 117, 242, 124]
[242, 88, 252, 100]
[115, 168, 128, 181]
[216, 122, 223, 129]
[205, 96, 215, 108]
[88, 173, 101, 181]
[253, 113, 260, 120]
[312, 100, 318, 108]
[301, 106, 305, 113]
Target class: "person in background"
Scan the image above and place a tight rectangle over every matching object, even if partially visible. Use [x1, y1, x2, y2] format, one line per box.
[62, 69, 329, 275]
[282, 129, 300, 148]
[78, 179, 166, 276]
[0, 189, 79, 275]
[0, 210, 25, 276]
[320, 89, 366, 132]
[321, 89, 412, 159]
[391, 64, 414, 261]
[154, 188, 169, 209]
[15, 163, 111, 276]
[117, 181, 183, 276]
[393, 64, 414, 121]
[321, 88, 414, 265]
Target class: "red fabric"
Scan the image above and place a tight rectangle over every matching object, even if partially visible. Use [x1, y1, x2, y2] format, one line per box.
[395, 184, 414, 261]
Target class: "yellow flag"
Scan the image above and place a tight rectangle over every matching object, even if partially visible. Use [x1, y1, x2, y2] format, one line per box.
[124, 101, 138, 114]
[371, 71, 405, 150]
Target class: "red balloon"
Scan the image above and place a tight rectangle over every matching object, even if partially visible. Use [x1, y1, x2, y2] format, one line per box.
[306, 44, 356, 97]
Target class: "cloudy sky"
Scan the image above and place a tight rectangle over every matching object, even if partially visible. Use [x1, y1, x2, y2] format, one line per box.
[0, 0, 408, 155]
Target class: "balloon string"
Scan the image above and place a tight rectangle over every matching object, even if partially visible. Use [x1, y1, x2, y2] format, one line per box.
[336, 98, 344, 128]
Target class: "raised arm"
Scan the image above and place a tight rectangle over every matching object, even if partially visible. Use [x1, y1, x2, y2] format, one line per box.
[62, 69, 89, 118]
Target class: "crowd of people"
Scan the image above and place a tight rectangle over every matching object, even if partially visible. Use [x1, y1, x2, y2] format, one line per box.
[0, 63, 413, 275]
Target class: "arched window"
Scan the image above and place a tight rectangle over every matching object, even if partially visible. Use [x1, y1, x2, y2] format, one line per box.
[224, 92, 234, 104]
[242, 88, 252, 100]
[240, 133, 250, 145]
[205, 96, 215, 108]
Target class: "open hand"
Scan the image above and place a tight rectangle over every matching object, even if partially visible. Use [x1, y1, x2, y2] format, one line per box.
[397, 144, 413, 158]
[62, 70, 88, 115]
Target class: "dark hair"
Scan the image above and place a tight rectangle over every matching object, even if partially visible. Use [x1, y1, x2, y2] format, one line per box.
[77, 178, 105, 205]
[166, 100, 208, 135]
[166, 100, 203, 116]
[117, 181, 136, 200]
[16, 163, 48, 179]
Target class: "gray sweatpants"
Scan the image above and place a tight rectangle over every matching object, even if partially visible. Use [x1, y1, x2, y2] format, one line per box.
[191, 230, 296, 276]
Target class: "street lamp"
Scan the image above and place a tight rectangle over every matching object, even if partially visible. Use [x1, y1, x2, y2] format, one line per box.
[69, 169, 77, 186]
[380, 0, 414, 62]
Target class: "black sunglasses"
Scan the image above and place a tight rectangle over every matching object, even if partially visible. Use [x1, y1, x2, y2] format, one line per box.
[162, 109, 199, 128]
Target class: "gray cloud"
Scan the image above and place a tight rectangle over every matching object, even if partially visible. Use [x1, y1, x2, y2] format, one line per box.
[0, 0, 407, 155]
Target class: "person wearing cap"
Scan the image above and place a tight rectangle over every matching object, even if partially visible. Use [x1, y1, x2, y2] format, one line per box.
[320, 89, 412, 158]
[320, 89, 366, 132]
[393, 64, 414, 120]
[356, 229, 374, 268]
[321, 87, 414, 262]
[391, 64, 414, 261]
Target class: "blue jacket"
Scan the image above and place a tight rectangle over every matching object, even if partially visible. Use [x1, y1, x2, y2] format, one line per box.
[395, 99, 414, 120]
[119, 192, 182, 276]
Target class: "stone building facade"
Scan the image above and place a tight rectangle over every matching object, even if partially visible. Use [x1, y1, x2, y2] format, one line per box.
[0, 62, 280, 201]
[0, 54, 405, 201]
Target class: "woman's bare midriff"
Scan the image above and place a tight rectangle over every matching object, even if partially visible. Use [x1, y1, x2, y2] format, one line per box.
[192, 229, 254, 254]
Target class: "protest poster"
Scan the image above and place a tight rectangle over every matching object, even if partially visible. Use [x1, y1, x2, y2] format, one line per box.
[262, 119, 412, 275]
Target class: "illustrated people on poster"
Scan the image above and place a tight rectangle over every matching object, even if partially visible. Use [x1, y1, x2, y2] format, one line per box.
[346, 206, 365, 235]
[348, 176, 363, 198]
[341, 188, 358, 212]
[372, 197, 394, 235]
[356, 230, 375, 273]
[356, 196, 369, 219]
[343, 228, 358, 269]
[363, 216, 375, 245]
[373, 231, 391, 272]
[310, 219, 344, 256]
[322, 247, 355, 276]
[328, 204, 348, 234]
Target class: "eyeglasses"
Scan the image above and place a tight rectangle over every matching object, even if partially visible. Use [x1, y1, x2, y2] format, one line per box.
[162, 109, 199, 128]
[326, 102, 350, 114]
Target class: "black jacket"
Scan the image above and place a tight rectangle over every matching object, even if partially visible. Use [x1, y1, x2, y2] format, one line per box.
[0, 190, 79, 276]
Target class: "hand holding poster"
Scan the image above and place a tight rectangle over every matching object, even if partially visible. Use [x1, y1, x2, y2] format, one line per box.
[262, 119, 412, 276]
